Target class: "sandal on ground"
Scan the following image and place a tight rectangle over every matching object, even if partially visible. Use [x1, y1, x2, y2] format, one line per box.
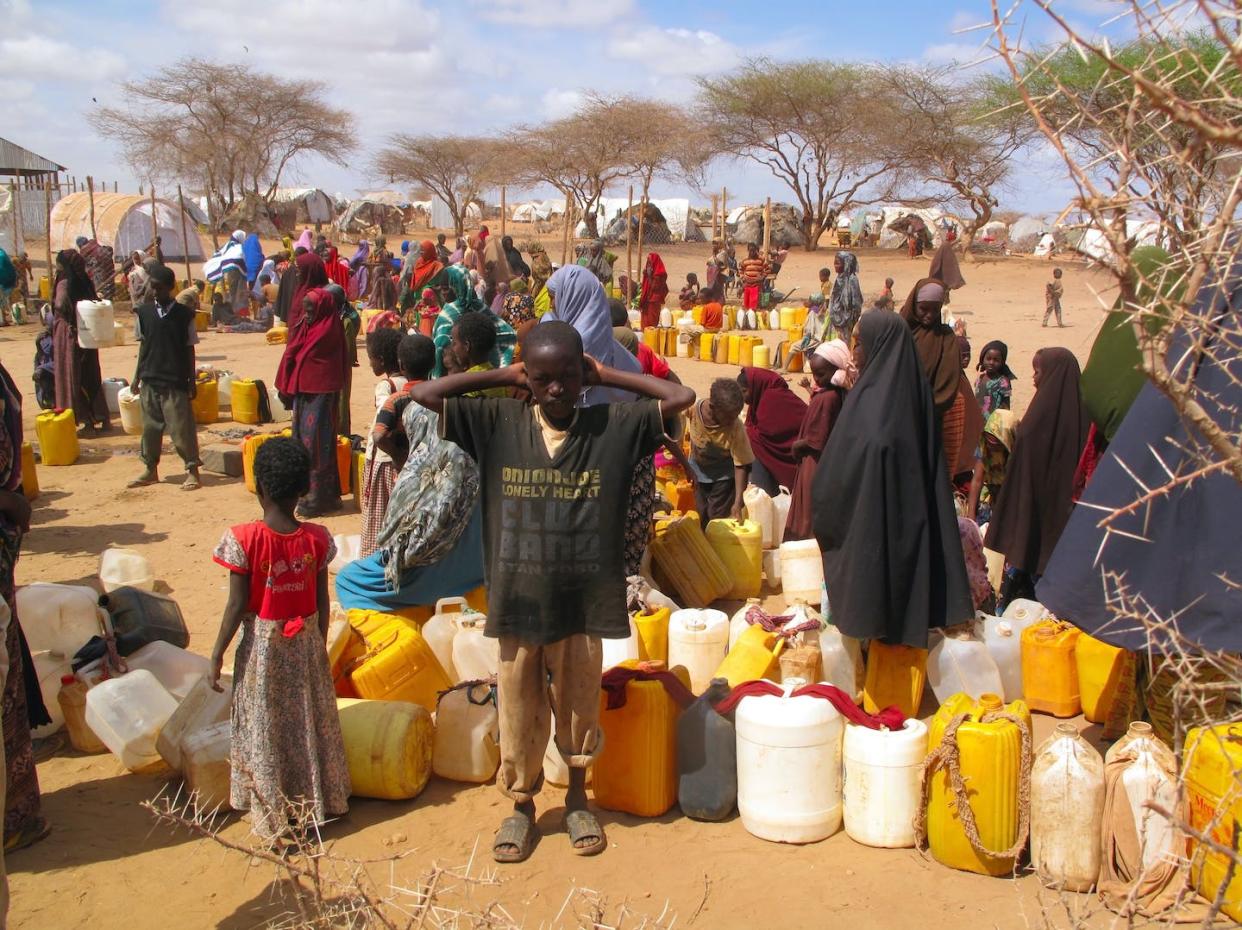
[181, 474, 202, 491]
[565, 809, 606, 857]
[127, 472, 158, 488]
[492, 813, 538, 864]
[5, 818, 51, 853]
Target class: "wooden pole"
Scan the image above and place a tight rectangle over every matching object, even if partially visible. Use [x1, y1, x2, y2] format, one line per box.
[149, 185, 159, 255]
[625, 185, 634, 286]
[499, 186, 507, 239]
[113, 181, 118, 193]
[43, 180, 52, 294]
[8, 183, 19, 258]
[635, 193, 648, 294]
[205, 188, 219, 250]
[86, 175, 97, 241]
[711, 194, 719, 241]
[560, 195, 572, 266]
[176, 184, 193, 287]
[721, 188, 728, 236]
[763, 197, 772, 256]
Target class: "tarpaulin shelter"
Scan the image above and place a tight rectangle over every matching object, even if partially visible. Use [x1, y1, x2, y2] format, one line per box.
[49, 192, 205, 262]
[336, 199, 406, 236]
[270, 188, 334, 228]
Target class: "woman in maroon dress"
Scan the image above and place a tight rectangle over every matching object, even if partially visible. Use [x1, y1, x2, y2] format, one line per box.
[784, 340, 855, 541]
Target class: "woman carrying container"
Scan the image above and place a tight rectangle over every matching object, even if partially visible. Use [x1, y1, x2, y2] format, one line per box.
[51, 249, 111, 435]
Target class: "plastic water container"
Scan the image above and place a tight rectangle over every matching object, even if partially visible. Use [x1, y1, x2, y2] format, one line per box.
[58, 674, 106, 753]
[780, 307, 797, 330]
[421, 597, 473, 683]
[452, 615, 499, 682]
[99, 547, 155, 593]
[350, 614, 451, 712]
[1184, 723, 1242, 921]
[1076, 632, 1129, 724]
[736, 683, 845, 843]
[337, 697, 433, 800]
[593, 664, 690, 817]
[1107, 723, 1180, 876]
[752, 344, 771, 369]
[634, 606, 670, 664]
[677, 678, 736, 821]
[667, 608, 729, 694]
[927, 626, 1004, 703]
[742, 485, 775, 549]
[728, 598, 762, 650]
[926, 693, 1031, 875]
[269, 386, 293, 423]
[191, 378, 218, 424]
[231, 379, 261, 424]
[101, 587, 189, 658]
[35, 409, 79, 465]
[699, 332, 714, 361]
[863, 641, 927, 717]
[1021, 620, 1081, 717]
[627, 308, 641, 328]
[242, 432, 277, 493]
[819, 620, 864, 699]
[650, 515, 732, 608]
[217, 372, 235, 408]
[705, 519, 762, 599]
[182, 719, 232, 810]
[113, 321, 130, 346]
[117, 386, 143, 435]
[843, 718, 929, 847]
[85, 669, 180, 771]
[126, 640, 211, 700]
[31, 651, 71, 738]
[977, 612, 1040, 702]
[1031, 723, 1105, 892]
[158, 673, 233, 771]
[328, 533, 360, 574]
[102, 378, 128, 416]
[20, 442, 37, 501]
[601, 615, 640, 670]
[76, 299, 116, 348]
[779, 538, 824, 604]
[771, 486, 791, 539]
[1003, 598, 1053, 625]
[432, 682, 499, 783]
[16, 582, 104, 656]
[715, 623, 785, 687]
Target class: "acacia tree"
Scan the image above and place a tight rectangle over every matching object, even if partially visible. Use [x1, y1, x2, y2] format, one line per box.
[89, 58, 355, 222]
[374, 136, 501, 237]
[611, 96, 710, 201]
[881, 66, 1035, 253]
[697, 59, 911, 251]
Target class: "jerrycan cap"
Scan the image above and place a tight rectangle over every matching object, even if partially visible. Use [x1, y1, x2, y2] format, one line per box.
[684, 612, 707, 632]
[995, 620, 1013, 637]
[979, 693, 1004, 712]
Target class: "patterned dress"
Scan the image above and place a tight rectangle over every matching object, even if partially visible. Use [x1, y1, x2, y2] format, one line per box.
[213, 521, 350, 839]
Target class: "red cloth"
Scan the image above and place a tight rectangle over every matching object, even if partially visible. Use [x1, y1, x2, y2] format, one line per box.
[785, 387, 843, 541]
[411, 240, 444, 293]
[325, 247, 350, 290]
[366, 310, 401, 333]
[213, 520, 333, 621]
[637, 342, 670, 379]
[289, 251, 328, 330]
[700, 302, 723, 331]
[743, 367, 808, 490]
[639, 252, 669, 329]
[276, 288, 347, 395]
[713, 680, 906, 730]
[600, 664, 695, 710]
[1072, 422, 1107, 500]
[742, 284, 760, 310]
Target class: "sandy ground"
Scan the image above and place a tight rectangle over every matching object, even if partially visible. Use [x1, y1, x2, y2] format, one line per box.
[5, 238, 1120, 929]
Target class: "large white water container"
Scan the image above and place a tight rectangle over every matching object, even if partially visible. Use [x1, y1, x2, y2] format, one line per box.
[432, 682, 500, 783]
[927, 626, 1004, 703]
[328, 534, 360, 574]
[779, 538, 823, 604]
[1109, 725, 1180, 873]
[977, 612, 1040, 701]
[126, 640, 211, 700]
[843, 717, 928, 847]
[1003, 598, 1054, 625]
[217, 372, 235, 408]
[422, 597, 473, 683]
[771, 486, 792, 541]
[658, 307, 673, 328]
[181, 719, 232, 810]
[451, 614, 498, 682]
[736, 684, 844, 843]
[743, 485, 775, 549]
[762, 550, 782, 590]
[158, 673, 233, 771]
[668, 609, 729, 694]
[1031, 723, 1105, 892]
[99, 547, 154, 592]
[102, 378, 128, 416]
[31, 651, 72, 738]
[820, 622, 864, 699]
[728, 599, 762, 651]
[76, 299, 116, 348]
[268, 385, 293, 423]
[16, 582, 104, 656]
[85, 669, 180, 771]
[117, 386, 143, 435]
[600, 614, 640, 670]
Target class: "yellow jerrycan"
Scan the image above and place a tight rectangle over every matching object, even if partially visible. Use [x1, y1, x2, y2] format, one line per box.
[634, 606, 670, 664]
[704, 518, 762, 599]
[1184, 723, 1242, 921]
[242, 432, 277, 493]
[863, 641, 927, 717]
[336, 698, 433, 800]
[649, 515, 731, 608]
[727, 333, 742, 365]
[191, 377, 219, 425]
[699, 332, 714, 361]
[20, 442, 37, 500]
[1021, 620, 1081, 717]
[346, 612, 451, 712]
[36, 409, 79, 466]
[924, 692, 1031, 876]
[1075, 632, 1129, 724]
[714, 623, 785, 687]
[230, 378, 261, 425]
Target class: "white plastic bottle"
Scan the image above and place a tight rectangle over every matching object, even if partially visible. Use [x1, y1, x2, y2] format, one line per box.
[1030, 723, 1105, 892]
[843, 718, 929, 847]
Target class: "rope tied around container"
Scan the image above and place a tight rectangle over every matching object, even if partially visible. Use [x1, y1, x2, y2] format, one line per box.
[913, 710, 1033, 865]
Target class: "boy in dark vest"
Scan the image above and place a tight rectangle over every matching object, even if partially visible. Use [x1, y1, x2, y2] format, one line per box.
[129, 263, 202, 490]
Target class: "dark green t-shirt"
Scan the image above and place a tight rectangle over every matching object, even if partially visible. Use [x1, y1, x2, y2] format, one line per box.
[442, 396, 664, 644]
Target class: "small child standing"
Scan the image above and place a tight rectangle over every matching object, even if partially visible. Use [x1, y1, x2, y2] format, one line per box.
[678, 272, 700, 311]
[975, 339, 1016, 416]
[876, 277, 895, 310]
[209, 437, 350, 841]
[1043, 267, 1064, 327]
[129, 264, 202, 490]
[688, 378, 754, 525]
[411, 322, 694, 863]
[818, 267, 832, 302]
[360, 327, 407, 557]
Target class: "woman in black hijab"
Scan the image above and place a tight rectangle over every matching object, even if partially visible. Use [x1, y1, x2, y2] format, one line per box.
[812, 311, 974, 647]
[985, 347, 1088, 605]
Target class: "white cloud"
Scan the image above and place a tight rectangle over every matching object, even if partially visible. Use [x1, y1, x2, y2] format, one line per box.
[473, 0, 635, 27]
[0, 35, 125, 82]
[541, 88, 585, 120]
[607, 27, 736, 76]
[922, 39, 994, 66]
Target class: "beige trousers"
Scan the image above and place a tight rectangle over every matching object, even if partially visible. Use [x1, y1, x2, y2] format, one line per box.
[496, 634, 602, 803]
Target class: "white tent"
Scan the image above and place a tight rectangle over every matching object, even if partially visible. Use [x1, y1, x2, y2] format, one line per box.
[511, 201, 550, 222]
[360, 190, 413, 208]
[877, 206, 955, 249]
[270, 188, 334, 225]
[49, 192, 205, 261]
[1074, 220, 1162, 264]
[977, 220, 1008, 242]
[647, 198, 705, 242]
[430, 197, 481, 230]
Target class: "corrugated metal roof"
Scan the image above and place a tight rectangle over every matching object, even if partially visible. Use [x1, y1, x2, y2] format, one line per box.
[0, 137, 64, 175]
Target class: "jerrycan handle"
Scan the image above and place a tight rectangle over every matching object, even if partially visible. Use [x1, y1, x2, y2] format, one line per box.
[434, 596, 470, 616]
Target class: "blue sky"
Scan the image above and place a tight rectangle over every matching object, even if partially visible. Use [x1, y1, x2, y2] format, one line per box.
[1, 0, 1133, 215]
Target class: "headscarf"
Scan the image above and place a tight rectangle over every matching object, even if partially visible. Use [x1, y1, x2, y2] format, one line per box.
[55, 249, 96, 305]
[490, 280, 510, 315]
[928, 240, 966, 291]
[813, 338, 857, 389]
[529, 243, 552, 295]
[640, 252, 669, 307]
[582, 241, 612, 284]
[956, 334, 972, 364]
[544, 264, 641, 405]
[411, 240, 444, 293]
[976, 339, 1017, 381]
[979, 408, 1017, 486]
[899, 276, 962, 414]
[242, 233, 264, 284]
[324, 246, 350, 290]
[813, 310, 974, 647]
[276, 287, 346, 396]
[741, 367, 808, 489]
[202, 234, 246, 283]
[349, 239, 371, 272]
[828, 250, 863, 337]
[288, 251, 328, 329]
[253, 258, 278, 298]
[502, 236, 529, 278]
[0, 249, 15, 291]
[984, 348, 1088, 575]
[295, 229, 313, 252]
[442, 263, 484, 315]
[480, 235, 511, 296]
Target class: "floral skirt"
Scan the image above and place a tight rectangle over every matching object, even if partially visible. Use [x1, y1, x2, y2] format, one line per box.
[623, 457, 656, 577]
[293, 392, 340, 511]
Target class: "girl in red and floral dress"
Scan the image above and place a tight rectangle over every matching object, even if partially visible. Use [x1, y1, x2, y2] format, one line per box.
[209, 437, 350, 840]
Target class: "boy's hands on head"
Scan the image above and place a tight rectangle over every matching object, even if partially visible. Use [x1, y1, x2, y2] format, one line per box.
[503, 361, 528, 389]
[581, 353, 604, 386]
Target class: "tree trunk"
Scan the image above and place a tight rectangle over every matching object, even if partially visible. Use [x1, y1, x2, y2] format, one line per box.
[958, 200, 992, 260]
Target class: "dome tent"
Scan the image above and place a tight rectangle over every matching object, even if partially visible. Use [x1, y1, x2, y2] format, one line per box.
[49, 192, 205, 262]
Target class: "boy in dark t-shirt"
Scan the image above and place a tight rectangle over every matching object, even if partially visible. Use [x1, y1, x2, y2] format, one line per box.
[411, 321, 694, 864]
